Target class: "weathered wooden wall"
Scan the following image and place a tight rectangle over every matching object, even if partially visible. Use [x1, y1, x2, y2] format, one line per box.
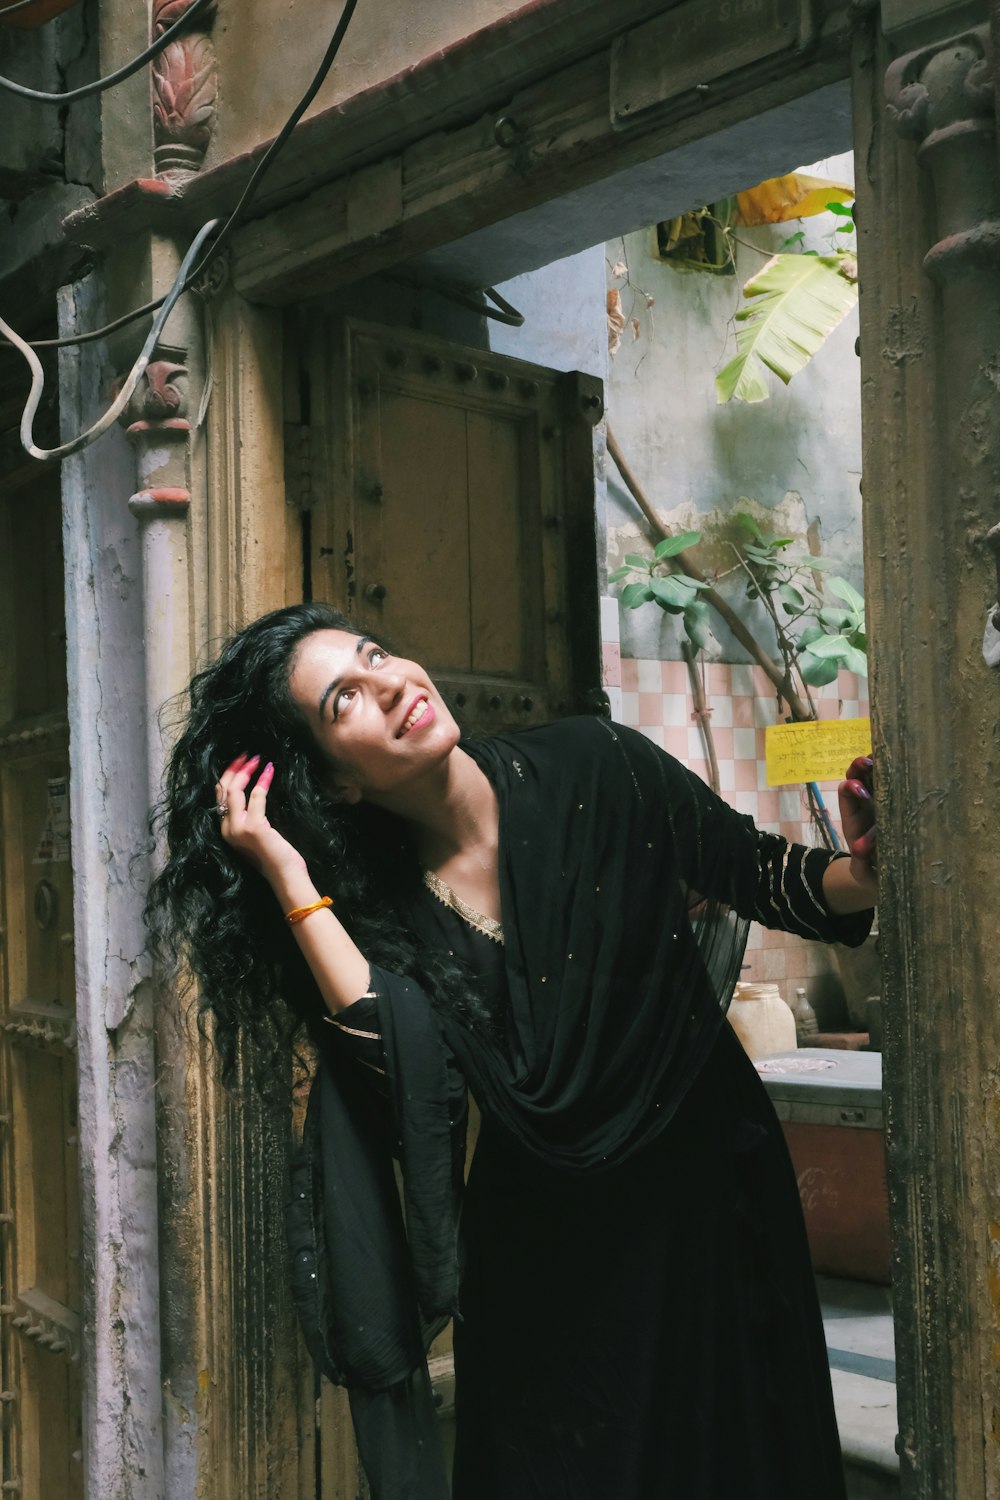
[853, 13, 1000, 1496]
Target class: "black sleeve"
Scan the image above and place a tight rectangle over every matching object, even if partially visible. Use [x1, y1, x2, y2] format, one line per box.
[745, 838, 872, 947]
[323, 993, 389, 1098]
[623, 726, 873, 948]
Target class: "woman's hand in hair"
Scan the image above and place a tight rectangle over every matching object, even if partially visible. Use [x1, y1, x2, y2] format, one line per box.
[216, 754, 308, 886]
[216, 753, 371, 1009]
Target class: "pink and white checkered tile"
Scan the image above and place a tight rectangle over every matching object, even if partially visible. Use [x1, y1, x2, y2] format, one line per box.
[618, 653, 870, 998]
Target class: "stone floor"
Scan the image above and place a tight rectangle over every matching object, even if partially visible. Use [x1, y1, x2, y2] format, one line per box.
[818, 1275, 899, 1498]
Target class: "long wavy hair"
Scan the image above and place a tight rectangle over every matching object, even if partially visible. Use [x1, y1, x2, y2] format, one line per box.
[146, 601, 486, 1102]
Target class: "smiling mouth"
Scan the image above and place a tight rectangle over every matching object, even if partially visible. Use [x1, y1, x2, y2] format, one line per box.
[398, 697, 431, 736]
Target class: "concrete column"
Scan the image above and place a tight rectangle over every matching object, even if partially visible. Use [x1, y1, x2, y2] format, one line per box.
[58, 275, 167, 1500]
[853, 12, 1000, 1496]
[115, 239, 207, 1500]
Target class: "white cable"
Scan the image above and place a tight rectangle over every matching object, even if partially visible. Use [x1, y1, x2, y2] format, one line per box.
[1, 219, 219, 463]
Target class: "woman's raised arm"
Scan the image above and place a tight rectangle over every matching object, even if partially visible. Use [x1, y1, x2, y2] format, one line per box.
[216, 754, 371, 1013]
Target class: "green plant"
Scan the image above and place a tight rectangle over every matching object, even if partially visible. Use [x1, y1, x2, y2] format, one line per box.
[608, 532, 711, 646]
[610, 512, 867, 710]
[730, 510, 867, 702]
[715, 198, 858, 404]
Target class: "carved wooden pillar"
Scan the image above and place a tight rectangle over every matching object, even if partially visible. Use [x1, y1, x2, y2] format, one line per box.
[123, 361, 193, 805]
[151, 0, 218, 177]
[853, 14, 1000, 1496]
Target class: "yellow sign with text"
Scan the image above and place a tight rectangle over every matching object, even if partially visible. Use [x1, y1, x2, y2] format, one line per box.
[765, 718, 872, 787]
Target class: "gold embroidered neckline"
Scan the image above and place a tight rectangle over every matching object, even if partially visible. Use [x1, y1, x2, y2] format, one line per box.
[422, 868, 505, 945]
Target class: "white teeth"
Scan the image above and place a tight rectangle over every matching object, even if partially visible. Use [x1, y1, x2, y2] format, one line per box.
[402, 698, 428, 733]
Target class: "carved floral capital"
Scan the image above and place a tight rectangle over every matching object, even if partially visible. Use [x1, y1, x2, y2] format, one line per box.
[886, 25, 993, 149]
[151, 0, 217, 175]
[114, 360, 191, 436]
[886, 25, 1000, 284]
[152, 0, 215, 34]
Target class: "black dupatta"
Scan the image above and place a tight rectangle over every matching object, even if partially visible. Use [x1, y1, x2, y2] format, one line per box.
[450, 717, 752, 1168]
[288, 717, 755, 1496]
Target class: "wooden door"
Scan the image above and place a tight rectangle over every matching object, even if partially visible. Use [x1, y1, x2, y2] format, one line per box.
[286, 313, 604, 1496]
[291, 315, 604, 731]
[0, 475, 81, 1500]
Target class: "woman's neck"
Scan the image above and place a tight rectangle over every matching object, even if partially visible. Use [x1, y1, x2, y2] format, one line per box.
[367, 746, 498, 871]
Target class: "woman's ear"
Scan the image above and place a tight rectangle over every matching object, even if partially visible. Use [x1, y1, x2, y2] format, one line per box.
[330, 779, 363, 806]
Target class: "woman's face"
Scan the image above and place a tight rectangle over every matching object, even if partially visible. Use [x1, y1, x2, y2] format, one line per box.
[287, 628, 461, 800]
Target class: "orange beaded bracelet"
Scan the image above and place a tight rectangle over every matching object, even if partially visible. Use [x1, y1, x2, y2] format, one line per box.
[285, 896, 334, 925]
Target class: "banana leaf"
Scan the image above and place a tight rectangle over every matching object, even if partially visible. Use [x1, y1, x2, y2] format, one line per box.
[715, 253, 858, 404]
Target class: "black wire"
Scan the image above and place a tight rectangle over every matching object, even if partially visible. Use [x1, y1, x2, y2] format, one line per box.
[0, 0, 59, 16]
[0, 0, 215, 104]
[386, 273, 526, 326]
[10, 0, 361, 352]
[184, 0, 359, 280]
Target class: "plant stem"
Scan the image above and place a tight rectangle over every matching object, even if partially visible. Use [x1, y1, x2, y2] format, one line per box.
[682, 641, 720, 793]
[606, 427, 814, 722]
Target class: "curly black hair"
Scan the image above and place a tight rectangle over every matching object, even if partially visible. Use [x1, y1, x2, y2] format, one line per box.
[146, 601, 489, 1103]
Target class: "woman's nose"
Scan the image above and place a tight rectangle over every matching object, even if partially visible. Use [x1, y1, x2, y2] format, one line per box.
[376, 670, 406, 708]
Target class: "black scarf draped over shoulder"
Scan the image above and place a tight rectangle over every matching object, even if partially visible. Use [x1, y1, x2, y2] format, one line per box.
[454, 717, 752, 1167]
[287, 718, 755, 1497]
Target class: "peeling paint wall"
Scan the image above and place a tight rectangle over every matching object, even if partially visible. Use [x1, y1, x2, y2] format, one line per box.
[486, 184, 866, 1023]
[604, 152, 863, 665]
[202, 0, 526, 171]
[58, 275, 166, 1500]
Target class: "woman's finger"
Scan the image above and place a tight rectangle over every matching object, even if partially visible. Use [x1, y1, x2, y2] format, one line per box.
[845, 755, 874, 794]
[217, 756, 260, 830]
[218, 752, 249, 791]
[246, 761, 275, 811]
[852, 825, 878, 868]
[229, 753, 261, 792]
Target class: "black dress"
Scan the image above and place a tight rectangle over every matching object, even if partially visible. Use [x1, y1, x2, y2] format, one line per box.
[305, 720, 869, 1499]
[332, 870, 851, 1498]
[420, 890, 846, 1500]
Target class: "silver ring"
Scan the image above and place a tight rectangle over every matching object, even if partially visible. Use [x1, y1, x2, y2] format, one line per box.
[215, 803, 229, 818]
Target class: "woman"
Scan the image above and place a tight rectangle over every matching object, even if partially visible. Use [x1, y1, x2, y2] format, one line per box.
[149, 601, 877, 1500]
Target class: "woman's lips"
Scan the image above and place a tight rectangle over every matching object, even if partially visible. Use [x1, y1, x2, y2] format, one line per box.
[399, 696, 435, 736]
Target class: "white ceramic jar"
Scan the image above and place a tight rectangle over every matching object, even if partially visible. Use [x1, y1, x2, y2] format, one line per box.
[728, 981, 797, 1059]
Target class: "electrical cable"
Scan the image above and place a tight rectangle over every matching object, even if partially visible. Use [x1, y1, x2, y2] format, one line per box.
[0, 219, 219, 462]
[2, 0, 362, 462]
[0, 0, 60, 16]
[9, 0, 361, 353]
[386, 272, 525, 326]
[180, 0, 359, 285]
[0, 0, 214, 103]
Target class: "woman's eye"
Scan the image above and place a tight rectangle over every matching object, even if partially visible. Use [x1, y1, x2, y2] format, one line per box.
[334, 687, 356, 717]
[369, 647, 388, 666]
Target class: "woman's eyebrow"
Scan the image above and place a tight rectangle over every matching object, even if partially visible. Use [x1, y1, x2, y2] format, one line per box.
[318, 636, 371, 718]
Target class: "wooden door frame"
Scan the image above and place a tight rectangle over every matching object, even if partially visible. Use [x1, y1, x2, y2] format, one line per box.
[57, 1, 1000, 1495]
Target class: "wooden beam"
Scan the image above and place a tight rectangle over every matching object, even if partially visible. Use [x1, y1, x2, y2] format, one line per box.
[63, 0, 740, 255]
[229, 11, 854, 303]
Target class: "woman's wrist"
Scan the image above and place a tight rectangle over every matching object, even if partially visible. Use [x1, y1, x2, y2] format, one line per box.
[266, 862, 320, 914]
[822, 852, 877, 914]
